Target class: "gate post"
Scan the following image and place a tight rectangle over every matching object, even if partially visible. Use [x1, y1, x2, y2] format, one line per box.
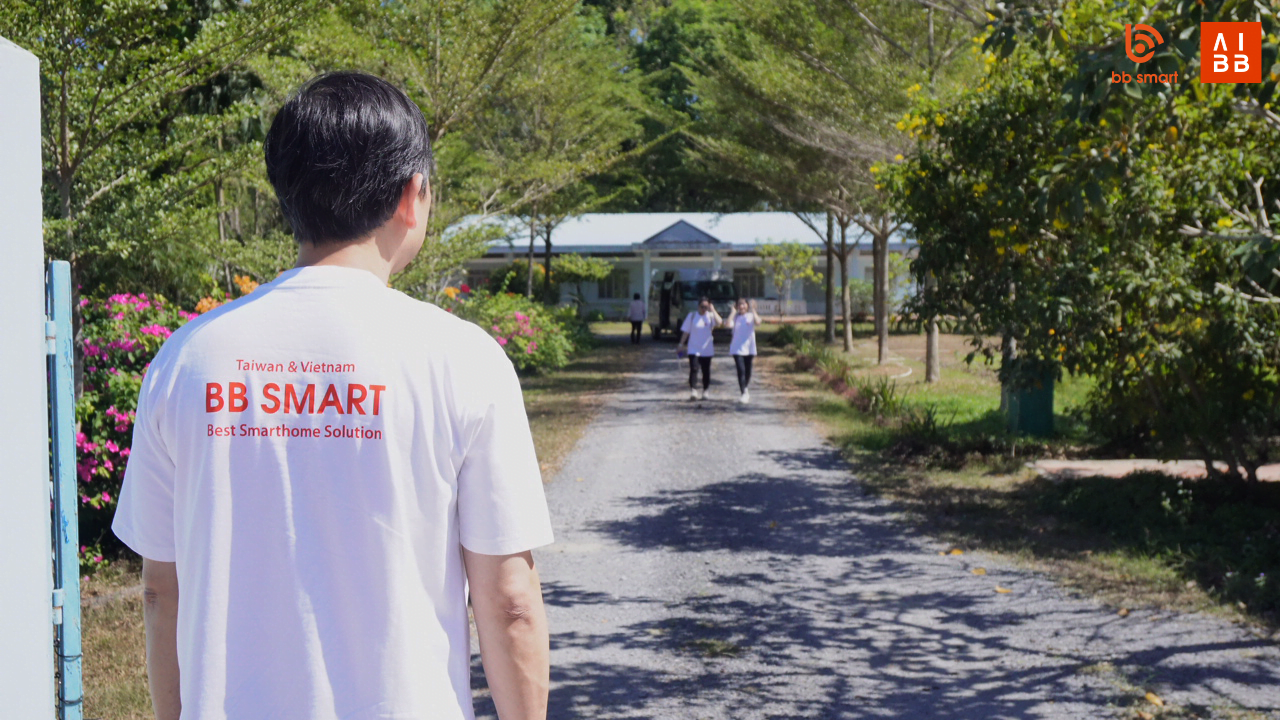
[0, 35, 57, 720]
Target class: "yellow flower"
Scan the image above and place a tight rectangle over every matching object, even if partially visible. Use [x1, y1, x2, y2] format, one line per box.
[1166, 126, 1178, 142]
[443, 286, 459, 299]
[896, 120, 906, 131]
[870, 165, 881, 174]
[1216, 217, 1234, 229]
[1048, 328, 1055, 336]
[1052, 218, 1069, 230]
[934, 113, 945, 127]
[996, 246, 1006, 256]
[1078, 139, 1091, 151]
[1243, 389, 1256, 401]
[989, 228, 1005, 239]
[894, 154, 904, 161]
[973, 182, 988, 197]
[907, 83, 922, 95]
[1005, 130, 1015, 141]
[194, 297, 223, 314]
[1013, 243, 1030, 255]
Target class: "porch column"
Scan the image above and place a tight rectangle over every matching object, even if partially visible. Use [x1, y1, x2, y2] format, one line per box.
[641, 250, 652, 302]
[712, 248, 722, 271]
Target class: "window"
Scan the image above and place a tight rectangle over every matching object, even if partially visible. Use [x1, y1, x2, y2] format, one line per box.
[735, 269, 765, 298]
[597, 268, 630, 299]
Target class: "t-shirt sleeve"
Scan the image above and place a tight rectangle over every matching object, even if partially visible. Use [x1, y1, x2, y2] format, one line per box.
[680, 313, 692, 332]
[457, 338, 554, 556]
[112, 365, 177, 562]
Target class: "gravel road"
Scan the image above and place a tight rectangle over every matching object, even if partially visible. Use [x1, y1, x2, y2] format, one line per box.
[474, 344, 1280, 719]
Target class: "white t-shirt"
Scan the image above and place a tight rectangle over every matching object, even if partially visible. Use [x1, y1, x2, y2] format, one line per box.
[627, 299, 646, 321]
[112, 265, 554, 720]
[680, 311, 718, 356]
[729, 313, 759, 356]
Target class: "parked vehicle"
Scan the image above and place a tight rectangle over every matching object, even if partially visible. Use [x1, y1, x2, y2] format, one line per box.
[648, 269, 737, 339]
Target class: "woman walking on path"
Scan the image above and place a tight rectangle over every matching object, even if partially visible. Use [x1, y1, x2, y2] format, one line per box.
[727, 298, 762, 403]
[678, 296, 721, 400]
[627, 292, 647, 344]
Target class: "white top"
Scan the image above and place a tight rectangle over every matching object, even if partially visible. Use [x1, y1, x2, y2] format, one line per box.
[627, 299, 646, 321]
[112, 265, 554, 720]
[729, 313, 760, 356]
[681, 311, 718, 356]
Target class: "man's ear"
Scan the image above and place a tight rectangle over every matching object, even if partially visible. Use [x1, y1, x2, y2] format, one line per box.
[396, 173, 431, 229]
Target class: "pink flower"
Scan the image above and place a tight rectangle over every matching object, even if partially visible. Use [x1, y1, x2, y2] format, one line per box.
[81, 496, 90, 504]
[105, 440, 118, 453]
[460, 283, 471, 293]
[101, 492, 112, 503]
[492, 325, 501, 332]
[527, 341, 539, 354]
[94, 555, 103, 563]
[496, 337, 508, 346]
[139, 324, 172, 339]
[514, 311, 528, 322]
[78, 298, 89, 308]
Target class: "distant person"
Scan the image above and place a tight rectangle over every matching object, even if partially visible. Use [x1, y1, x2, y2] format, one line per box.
[727, 297, 762, 403]
[113, 72, 554, 720]
[678, 295, 722, 400]
[627, 292, 646, 344]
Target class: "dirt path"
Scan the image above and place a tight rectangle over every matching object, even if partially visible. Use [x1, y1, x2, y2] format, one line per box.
[473, 344, 1280, 719]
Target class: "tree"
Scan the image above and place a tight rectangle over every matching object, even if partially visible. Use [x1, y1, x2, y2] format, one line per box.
[462, 6, 647, 298]
[555, 253, 615, 309]
[892, 1, 1280, 481]
[1, 0, 313, 300]
[757, 242, 822, 317]
[683, 0, 980, 360]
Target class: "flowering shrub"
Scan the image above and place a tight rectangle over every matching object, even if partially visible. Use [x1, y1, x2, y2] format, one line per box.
[76, 293, 196, 561]
[444, 288, 584, 373]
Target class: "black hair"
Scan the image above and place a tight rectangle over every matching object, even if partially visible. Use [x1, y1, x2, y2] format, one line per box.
[633, 292, 641, 300]
[699, 296, 711, 304]
[264, 71, 435, 245]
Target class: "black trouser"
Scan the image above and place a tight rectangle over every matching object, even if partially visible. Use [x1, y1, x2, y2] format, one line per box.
[630, 321, 643, 343]
[688, 355, 712, 389]
[733, 354, 754, 392]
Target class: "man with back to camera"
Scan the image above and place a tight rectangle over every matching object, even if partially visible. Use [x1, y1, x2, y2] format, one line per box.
[112, 72, 554, 720]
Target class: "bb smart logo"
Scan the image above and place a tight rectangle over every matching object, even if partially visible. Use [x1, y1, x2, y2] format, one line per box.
[1125, 23, 1164, 63]
[1200, 22, 1263, 83]
[1112, 24, 1179, 84]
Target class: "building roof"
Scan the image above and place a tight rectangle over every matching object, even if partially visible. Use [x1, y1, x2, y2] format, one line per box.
[640, 219, 723, 247]
[467, 212, 914, 254]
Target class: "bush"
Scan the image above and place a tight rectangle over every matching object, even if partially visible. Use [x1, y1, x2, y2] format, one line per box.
[445, 288, 579, 373]
[768, 324, 806, 348]
[77, 293, 198, 564]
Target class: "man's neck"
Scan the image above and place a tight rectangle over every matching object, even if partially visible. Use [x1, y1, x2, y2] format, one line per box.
[295, 238, 393, 284]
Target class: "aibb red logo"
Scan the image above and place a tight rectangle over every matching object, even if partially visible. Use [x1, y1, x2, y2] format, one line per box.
[1200, 22, 1263, 83]
[1125, 23, 1164, 62]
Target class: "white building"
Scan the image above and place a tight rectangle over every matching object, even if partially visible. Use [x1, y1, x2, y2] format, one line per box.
[465, 212, 915, 318]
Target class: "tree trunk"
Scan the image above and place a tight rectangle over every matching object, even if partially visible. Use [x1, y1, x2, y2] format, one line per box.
[781, 279, 790, 318]
[925, 273, 940, 383]
[542, 226, 553, 304]
[824, 212, 835, 344]
[526, 214, 536, 298]
[839, 223, 853, 352]
[874, 232, 889, 364]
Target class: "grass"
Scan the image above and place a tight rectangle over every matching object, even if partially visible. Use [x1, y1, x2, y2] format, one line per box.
[80, 324, 643, 718]
[761, 328, 1280, 630]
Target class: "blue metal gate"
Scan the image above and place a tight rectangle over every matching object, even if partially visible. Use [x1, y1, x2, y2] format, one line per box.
[48, 260, 83, 720]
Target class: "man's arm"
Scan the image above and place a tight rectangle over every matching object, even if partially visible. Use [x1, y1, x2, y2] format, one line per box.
[142, 558, 181, 720]
[464, 549, 549, 720]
